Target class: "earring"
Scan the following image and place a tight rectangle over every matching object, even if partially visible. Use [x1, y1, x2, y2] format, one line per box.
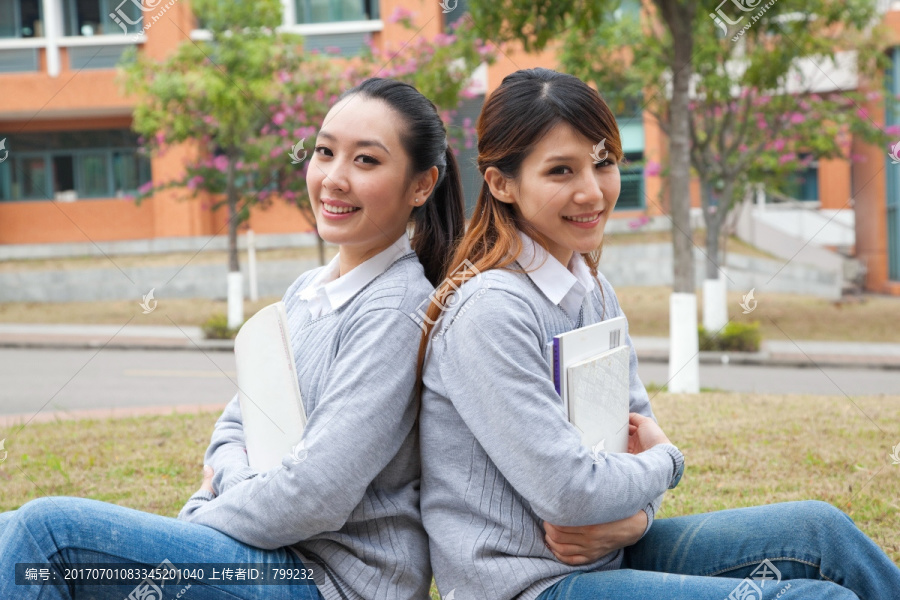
[414, 198, 420, 203]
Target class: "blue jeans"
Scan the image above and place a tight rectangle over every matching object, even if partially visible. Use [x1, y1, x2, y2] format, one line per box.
[0, 496, 324, 600]
[538, 501, 899, 600]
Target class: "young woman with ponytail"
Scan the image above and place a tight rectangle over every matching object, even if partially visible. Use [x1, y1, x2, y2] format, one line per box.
[0, 77, 464, 600]
[417, 67, 900, 600]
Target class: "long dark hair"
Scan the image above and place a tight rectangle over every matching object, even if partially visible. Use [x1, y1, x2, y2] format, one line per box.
[415, 68, 622, 392]
[338, 78, 465, 287]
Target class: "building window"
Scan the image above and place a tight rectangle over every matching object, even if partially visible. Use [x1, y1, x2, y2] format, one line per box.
[766, 157, 819, 202]
[0, 0, 42, 37]
[62, 0, 142, 36]
[0, 129, 151, 201]
[616, 152, 645, 210]
[294, 0, 378, 24]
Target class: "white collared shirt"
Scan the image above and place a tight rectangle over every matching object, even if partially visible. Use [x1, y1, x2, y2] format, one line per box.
[516, 230, 595, 321]
[297, 234, 413, 319]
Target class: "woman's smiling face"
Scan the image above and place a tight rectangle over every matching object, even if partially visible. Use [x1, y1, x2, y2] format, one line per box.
[306, 95, 426, 266]
[487, 121, 621, 266]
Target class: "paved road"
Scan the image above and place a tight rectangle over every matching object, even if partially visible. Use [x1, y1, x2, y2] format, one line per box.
[638, 361, 900, 396]
[0, 348, 237, 417]
[1, 347, 898, 419]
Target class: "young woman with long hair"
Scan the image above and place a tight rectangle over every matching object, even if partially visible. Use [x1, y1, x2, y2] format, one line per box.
[0, 77, 464, 600]
[416, 67, 900, 600]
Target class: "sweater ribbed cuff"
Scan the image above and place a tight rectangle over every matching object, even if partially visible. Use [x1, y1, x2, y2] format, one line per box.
[655, 443, 684, 489]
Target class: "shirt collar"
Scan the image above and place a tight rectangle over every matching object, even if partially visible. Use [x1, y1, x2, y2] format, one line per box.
[516, 230, 595, 319]
[297, 234, 412, 313]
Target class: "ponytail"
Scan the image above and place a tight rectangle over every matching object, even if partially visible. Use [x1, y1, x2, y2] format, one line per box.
[411, 147, 465, 286]
[338, 78, 465, 287]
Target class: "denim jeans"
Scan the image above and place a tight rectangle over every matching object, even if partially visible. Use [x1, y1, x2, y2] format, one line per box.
[0, 496, 324, 600]
[538, 501, 900, 600]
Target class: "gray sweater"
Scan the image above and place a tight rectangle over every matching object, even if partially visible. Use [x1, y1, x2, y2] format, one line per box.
[178, 252, 433, 600]
[420, 265, 684, 600]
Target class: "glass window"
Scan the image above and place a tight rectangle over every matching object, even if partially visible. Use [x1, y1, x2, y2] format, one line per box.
[0, 129, 151, 201]
[615, 152, 645, 210]
[77, 153, 109, 197]
[0, 0, 43, 38]
[295, 0, 378, 24]
[11, 156, 49, 200]
[64, 0, 141, 36]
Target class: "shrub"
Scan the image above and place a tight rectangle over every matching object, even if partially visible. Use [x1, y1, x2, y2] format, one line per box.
[202, 313, 241, 339]
[698, 321, 761, 352]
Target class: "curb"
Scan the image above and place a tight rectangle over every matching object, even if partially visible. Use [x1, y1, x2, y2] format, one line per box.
[637, 351, 900, 371]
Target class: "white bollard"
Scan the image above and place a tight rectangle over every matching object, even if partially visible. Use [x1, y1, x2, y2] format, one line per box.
[227, 271, 244, 329]
[668, 292, 700, 393]
[247, 229, 259, 302]
[702, 277, 728, 332]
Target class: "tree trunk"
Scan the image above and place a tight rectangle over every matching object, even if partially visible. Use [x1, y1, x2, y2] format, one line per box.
[705, 218, 720, 279]
[665, 3, 695, 294]
[226, 154, 239, 273]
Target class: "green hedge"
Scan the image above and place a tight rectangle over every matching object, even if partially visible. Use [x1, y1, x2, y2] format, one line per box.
[698, 321, 761, 352]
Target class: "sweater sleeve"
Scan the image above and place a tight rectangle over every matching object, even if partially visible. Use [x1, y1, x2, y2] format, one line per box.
[202, 394, 258, 495]
[177, 308, 420, 549]
[436, 288, 682, 527]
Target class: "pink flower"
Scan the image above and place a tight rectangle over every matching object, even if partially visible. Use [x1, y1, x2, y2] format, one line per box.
[857, 108, 869, 119]
[644, 160, 662, 176]
[866, 91, 882, 101]
[885, 124, 900, 137]
[270, 147, 281, 159]
[273, 112, 286, 125]
[138, 181, 154, 194]
[773, 139, 785, 151]
[187, 175, 204, 190]
[278, 71, 290, 83]
[778, 153, 796, 165]
[213, 155, 229, 172]
[789, 113, 805, 124]
[388, 6, 414, 24]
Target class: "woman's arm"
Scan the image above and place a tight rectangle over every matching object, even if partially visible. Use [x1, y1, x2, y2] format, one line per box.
[435, 288, 683, 527]
[177, 308, 422, 549]
[202, 394, 258, 495]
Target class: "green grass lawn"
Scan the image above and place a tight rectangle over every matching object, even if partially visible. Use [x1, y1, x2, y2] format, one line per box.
[1, 391, 898, 598]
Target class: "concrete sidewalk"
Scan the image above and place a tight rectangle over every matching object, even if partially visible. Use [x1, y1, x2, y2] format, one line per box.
[1, 322, 899, 369]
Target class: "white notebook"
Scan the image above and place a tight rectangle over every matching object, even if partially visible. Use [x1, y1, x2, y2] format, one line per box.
[234, 301, 307, 471]
[552, 316, 627, 419]
[567, 345, 630, 454]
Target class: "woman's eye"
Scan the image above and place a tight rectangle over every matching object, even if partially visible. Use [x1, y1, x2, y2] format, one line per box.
[594, 159, 615, 168]
[357, 154, 380, 165]
[549, 166, 573, 175]
[314, 146, 331, 156]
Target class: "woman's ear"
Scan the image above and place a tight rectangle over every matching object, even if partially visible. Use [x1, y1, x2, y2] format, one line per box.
[410, 166, 440, 207]
[484, 166, 515, 205]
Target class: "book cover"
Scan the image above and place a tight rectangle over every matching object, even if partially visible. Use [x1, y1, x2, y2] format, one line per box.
[567, 345, 630, 454]
[234, 301, 307, 471]
[552, 316, 627, 419]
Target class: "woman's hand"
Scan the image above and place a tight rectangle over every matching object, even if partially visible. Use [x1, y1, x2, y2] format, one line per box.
[543, 511, 648, 565]
[627, 412, 671, 454]
[200, 465, 217, 496]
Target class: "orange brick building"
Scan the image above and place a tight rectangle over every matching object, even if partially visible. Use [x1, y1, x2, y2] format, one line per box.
[0, 0, 898, 293]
